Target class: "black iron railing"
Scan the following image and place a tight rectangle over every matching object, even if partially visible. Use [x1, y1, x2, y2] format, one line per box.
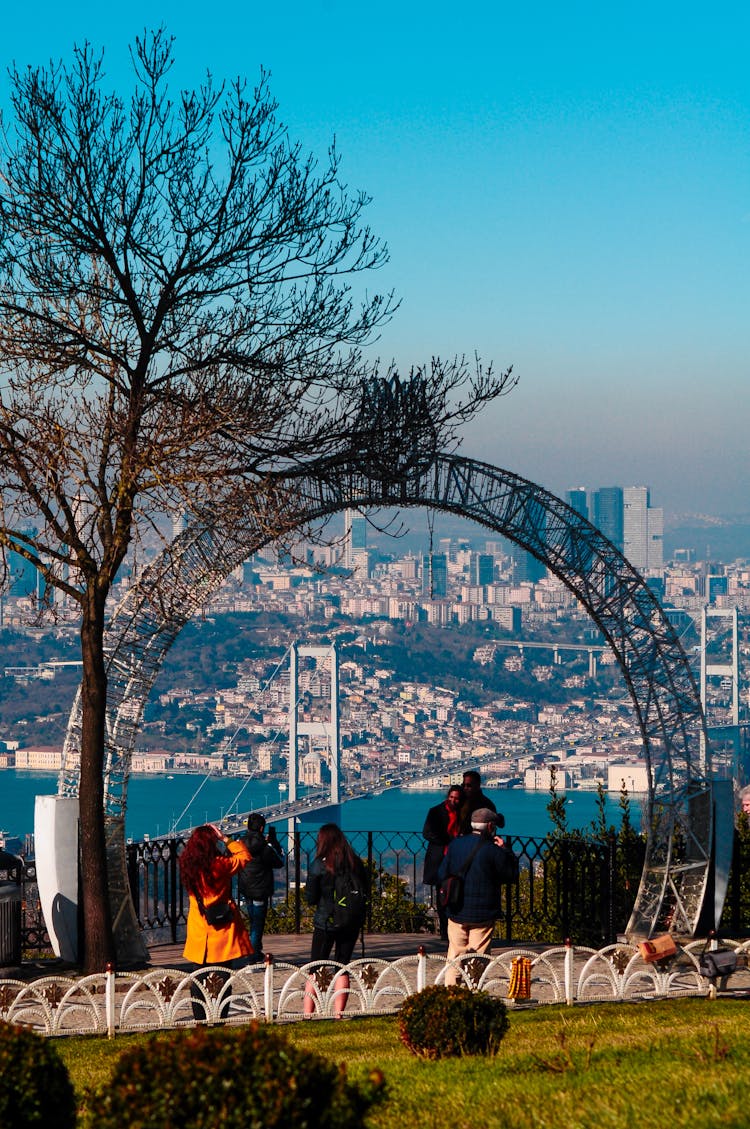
[122, 829, 646, 949]
[20, 823, 750, 955]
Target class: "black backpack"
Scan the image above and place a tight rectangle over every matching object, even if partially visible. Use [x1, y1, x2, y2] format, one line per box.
[332, 865, 367, 930]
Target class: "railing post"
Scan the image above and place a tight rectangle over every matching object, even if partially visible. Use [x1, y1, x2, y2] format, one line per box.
[169, 839, 178, 944]
[294, 830, 302, 934]
[729, 827, 741, 936]
[367, 832, 374, 933]
[126, 842, 141, 928]
[561, 838, 570, 941]
[503, 834, 514, 943]
[607, 831, 616, 945]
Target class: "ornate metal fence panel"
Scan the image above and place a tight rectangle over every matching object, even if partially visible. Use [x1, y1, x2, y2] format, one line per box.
[4, 939, 749, 1038]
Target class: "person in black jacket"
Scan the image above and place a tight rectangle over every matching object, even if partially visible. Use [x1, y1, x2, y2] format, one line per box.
[438, 807, 517, 985]
[237, 812, 283, 958]
[304, 823, 367, 1018]
[422, 785, 463, 940]
[459, 769, 505, 834]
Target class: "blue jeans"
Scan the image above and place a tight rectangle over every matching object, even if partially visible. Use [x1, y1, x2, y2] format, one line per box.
[246, 900, 268, 957]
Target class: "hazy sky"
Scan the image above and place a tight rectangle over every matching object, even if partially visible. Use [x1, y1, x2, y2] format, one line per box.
[2, 3, 748, 515]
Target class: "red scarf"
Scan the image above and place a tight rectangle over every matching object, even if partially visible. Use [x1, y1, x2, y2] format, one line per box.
[445, 804, 460, 844]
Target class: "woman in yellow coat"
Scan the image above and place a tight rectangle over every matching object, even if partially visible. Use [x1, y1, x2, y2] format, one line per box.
[180, 824, 252, 1017]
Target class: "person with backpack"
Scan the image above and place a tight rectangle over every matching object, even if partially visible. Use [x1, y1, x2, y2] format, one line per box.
[304, 823, 367, 1018]
[437, 807, 518, 985]
[237, 812, 284, 959]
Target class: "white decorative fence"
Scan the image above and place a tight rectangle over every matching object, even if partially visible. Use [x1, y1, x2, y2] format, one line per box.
[1, 940, 748, 1038]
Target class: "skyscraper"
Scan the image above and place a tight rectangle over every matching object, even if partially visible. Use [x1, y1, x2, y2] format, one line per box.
[422, 552, 448, 598]
[344, 509, 368, 574]
[471, 552, 495, 586]
[6, 531, 39, 598]
[584, 484, 663, 572]
[623, 486, 663, 572]
[591, 487, 624, 552]
[566, 488, 589, 520]
[514, 549, 546, 584]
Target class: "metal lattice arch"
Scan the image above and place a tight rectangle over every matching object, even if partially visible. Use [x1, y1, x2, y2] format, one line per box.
[60, 454, 712, 958]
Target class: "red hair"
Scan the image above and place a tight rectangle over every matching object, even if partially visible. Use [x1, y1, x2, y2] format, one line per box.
[179, 825, 221, 895]
[314, 823, 358, 874]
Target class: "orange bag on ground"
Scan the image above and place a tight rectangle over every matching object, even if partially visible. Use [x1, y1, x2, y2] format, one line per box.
[638, 934, 677, 962]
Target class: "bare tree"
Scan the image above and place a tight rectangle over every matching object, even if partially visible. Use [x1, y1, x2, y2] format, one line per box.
[0, 31, 515, 970]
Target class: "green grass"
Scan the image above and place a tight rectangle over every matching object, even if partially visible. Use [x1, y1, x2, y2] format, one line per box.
[56, 999, 750, 1129]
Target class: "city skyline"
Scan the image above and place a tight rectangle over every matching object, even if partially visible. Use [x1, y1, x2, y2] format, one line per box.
[0, 3, 747, 515]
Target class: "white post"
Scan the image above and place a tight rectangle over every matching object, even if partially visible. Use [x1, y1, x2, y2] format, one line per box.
[105, 963, 116, 1038]
[264, 953, 274, 1021]
[564, 939, 574, 1006]
[417, 945, 427, 993]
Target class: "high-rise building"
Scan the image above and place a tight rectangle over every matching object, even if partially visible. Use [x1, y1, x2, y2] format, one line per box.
[422, 552, 448, 598]
[566, 488, 589, 520]
[344, 509, 368, 574]
[623, 486, 663, 572]
[6, 531, 39, 598]
[471, 553, 495, 586]
[586, 484, 663, 571]
[591, 487, 624, 551]
[514, 549, 546, 584]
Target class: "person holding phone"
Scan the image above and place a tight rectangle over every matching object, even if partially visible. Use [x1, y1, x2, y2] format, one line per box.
[180, 824, 252, 1018]
[238, 812, 284, 959]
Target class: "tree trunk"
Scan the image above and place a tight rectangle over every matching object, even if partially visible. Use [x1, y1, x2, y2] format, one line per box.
[78, 585, 115, 972]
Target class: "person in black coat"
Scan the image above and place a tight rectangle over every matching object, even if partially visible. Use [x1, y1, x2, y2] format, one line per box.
[237, 812, 283, 958]
[459, 769, 505, 834]
[422, 785, 463, 940]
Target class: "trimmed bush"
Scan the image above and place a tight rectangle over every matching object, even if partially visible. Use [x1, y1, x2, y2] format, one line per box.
[84, 1021, 385, 1129]
[398, 985, 510, 1059]
[0, 1019, 77, 1129]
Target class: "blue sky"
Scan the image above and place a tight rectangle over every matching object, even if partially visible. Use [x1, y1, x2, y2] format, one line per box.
[2, 2, 748, 515]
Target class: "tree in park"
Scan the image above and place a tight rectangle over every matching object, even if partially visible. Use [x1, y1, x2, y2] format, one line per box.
[0, 31, 515, 971]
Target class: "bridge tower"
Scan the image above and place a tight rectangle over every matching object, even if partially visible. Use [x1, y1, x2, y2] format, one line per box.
[699, 606, 740, 776]
[288, 641, 340, 822]
[698, 606, 740, 931]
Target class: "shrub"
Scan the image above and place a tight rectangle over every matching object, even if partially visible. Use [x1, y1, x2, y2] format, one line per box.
[398, 985, 509, 1059]
[83, 1021, 386, 1129]
[0, 1020, 77, 1129]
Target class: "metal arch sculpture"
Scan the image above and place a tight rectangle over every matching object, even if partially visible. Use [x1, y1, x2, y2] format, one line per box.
[61, 453, 711, 957]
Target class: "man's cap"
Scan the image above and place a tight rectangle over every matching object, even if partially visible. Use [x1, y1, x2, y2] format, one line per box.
[471, 807, 501, 828]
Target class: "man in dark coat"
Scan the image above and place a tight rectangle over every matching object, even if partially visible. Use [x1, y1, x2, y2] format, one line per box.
[437, 807, 517, 984]
[459, 769, 504, 834]
[422, 785, 463, 939]
[238, 812, 284, 958]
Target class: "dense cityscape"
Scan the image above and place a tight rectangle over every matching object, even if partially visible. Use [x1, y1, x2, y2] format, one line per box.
[2, 489, 748, 836]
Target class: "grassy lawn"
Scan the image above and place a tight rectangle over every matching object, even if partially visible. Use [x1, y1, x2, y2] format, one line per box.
[56, 999, 750, 1129]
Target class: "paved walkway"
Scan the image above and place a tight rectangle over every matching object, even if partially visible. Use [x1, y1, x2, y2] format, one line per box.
[147, 932, 453, 969]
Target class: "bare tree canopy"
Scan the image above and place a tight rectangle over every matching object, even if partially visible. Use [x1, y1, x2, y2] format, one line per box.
[0, 29, 515, 970]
